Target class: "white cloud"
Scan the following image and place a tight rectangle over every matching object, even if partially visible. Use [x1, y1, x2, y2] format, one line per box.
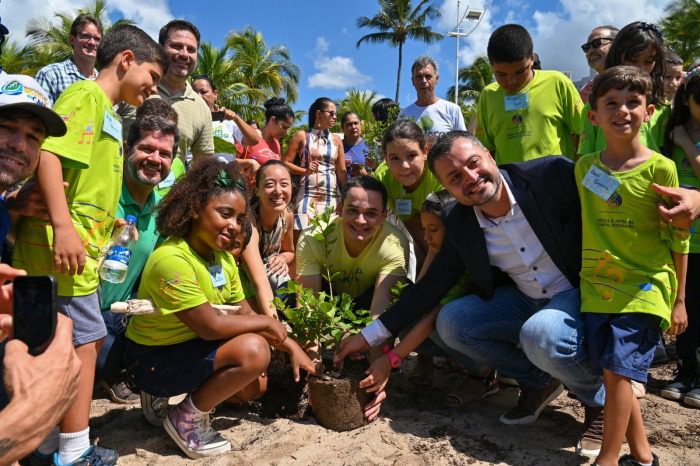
[435, 0, 674, 83]
[307, 36, 371, 90]
[0, 0, 172, 44]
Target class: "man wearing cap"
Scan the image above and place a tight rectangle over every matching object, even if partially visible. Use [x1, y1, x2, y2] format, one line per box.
[0, 74, 81, 465]
[35, 14, 102, 104]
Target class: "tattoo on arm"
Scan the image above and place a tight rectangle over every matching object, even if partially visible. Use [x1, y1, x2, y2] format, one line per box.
[0, 438, 18, 456]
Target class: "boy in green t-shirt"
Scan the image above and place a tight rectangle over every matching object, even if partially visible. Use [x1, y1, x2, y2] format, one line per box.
[475, 24, 583, 164]
[576, 66, 689, 466]
[13, 25, 168, 466]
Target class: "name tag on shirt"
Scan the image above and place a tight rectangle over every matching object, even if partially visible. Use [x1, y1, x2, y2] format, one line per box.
[103, 111, 122, 141]
[396, 198, 412, 216]
[158, 170, 176, 189]
[504, 94, 529, 112]
[209, 264, 226, 288]
[582, 164, 621, 201]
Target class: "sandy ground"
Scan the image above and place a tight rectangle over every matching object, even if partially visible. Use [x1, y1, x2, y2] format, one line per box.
[88, 353, 700, 466]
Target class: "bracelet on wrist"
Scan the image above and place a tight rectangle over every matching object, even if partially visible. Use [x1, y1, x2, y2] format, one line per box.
[383, 345, 402, 369]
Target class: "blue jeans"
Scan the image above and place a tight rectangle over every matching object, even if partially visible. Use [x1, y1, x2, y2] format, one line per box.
[520, 291, 605, 407]
[437, 286, 604, 406]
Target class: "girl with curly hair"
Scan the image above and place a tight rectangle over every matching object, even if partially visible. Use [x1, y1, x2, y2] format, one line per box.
[124, 158, 314, 459]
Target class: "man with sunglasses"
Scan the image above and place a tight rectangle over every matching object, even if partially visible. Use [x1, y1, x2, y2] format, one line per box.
[578, 26, 619, 103]
[35, 14, 102, 104]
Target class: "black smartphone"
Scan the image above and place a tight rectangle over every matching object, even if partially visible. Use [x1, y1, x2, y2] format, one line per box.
[211, 111, 225, 121]
[12, 275, 57, 355]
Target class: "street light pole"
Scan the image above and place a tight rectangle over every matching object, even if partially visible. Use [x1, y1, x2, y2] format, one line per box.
[447, 3, 484, 105]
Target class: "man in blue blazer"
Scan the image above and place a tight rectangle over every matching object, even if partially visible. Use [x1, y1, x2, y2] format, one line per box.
[338, 131, 604, 454]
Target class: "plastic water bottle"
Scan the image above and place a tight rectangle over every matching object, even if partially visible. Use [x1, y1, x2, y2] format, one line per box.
[99, 215, 137, 284]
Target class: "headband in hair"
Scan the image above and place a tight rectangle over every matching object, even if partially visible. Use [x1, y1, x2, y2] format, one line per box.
[637, 22, 663, 40]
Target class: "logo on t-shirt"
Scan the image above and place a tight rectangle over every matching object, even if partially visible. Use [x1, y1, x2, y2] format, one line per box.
[607, 192, 622, 209]
[511, 114, 523, 125]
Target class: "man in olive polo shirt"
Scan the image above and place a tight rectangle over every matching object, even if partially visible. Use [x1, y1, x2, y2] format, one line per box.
[118, 20, 213, 193]
[97, 99, 179, 403]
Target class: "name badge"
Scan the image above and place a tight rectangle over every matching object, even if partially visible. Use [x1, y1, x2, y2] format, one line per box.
[209, 264, 226, 288]
[103, 110, 122, 141]
[396, 198, 412, 216]
[582, 164, 621, 201]
[504, 94, 529, 112]
[158, 170, 175, 189]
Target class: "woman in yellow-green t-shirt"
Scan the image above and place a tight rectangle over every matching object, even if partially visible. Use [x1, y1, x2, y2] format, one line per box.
[124, 159, 314, 459]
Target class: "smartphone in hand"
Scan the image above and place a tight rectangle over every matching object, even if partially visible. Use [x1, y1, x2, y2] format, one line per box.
[12, 275, 57, 355]
[211, 111, 225, 121]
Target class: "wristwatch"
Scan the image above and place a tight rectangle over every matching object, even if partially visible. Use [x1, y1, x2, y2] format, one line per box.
[383, 345, 402, 369]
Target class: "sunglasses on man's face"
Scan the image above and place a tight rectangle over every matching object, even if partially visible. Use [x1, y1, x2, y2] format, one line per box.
[581, 37, 614, 53]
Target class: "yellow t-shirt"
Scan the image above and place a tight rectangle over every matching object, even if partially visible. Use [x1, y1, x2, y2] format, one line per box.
[296, 216, 408, 298]
[576, 151, 689, 330]
[13, 80, 123, 296]
[126, 237, 245, 346]
[476, 70, 583, 164]
[374, 161, 443, 221]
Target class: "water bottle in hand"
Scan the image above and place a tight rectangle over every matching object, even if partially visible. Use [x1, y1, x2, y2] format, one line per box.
[99, 215, 137, 284]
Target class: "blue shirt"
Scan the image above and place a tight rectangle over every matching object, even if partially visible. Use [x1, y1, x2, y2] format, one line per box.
[343, 139, 369, 165]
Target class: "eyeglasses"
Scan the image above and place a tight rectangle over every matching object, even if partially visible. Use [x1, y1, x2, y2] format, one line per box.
[580, 37, 614, 53]
[322, 110, 337, 117]
[76, 32, 101, 44]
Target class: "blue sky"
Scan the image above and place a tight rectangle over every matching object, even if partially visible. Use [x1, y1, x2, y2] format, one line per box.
[2, 0, 673, 113]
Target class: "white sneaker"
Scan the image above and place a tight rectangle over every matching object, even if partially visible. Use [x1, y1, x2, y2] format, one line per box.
[164, 397, 231, 459]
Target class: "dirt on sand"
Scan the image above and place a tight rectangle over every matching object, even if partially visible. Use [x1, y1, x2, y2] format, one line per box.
[90, 356, 699, 466]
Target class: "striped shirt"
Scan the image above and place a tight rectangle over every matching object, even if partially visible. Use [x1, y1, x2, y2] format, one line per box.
[35, 58, 97, 104]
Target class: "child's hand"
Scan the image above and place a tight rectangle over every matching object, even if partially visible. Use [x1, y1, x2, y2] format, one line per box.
[53, 224, 86, 275]
[668, 300, 688, 335]
[257, 316, 288, 346]
[359, 355, 391, 394]
[287, 340, 316, 381]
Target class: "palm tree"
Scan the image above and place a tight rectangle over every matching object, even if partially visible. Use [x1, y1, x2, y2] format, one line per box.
[223, 27, 300, 121]
[0, 41, 37, 75]
[339, 89, 379, 122]
[661, 0, 700, 66]
[356, 0, 443, 103]
[446, 56, 493, 104]
[25, 0, 133, 70]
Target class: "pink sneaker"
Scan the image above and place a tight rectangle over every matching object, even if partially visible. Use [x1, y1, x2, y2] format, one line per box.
[163, 396, 231, 459]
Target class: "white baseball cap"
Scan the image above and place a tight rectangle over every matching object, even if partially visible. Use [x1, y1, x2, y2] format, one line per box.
[0, 74, 67, 137]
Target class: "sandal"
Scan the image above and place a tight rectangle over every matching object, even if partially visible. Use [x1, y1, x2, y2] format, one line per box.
[446, 373, 500, 407]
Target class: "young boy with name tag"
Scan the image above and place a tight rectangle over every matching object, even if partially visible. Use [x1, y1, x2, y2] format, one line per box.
[576, 65, 689, 466]
[12, 25, 168, 466]
[475, 24, 584, 164]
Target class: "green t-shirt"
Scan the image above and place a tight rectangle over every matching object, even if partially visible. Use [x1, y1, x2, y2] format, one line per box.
[296, 216, 408, 298]
[669, 144, 700, 253]
[374, 161, 443, 221]
[126, 237, 245, 346]
[475, 70, 583, 164]
[99, 183, 161, 311]
[578, 103, 670, 155]
[13, 80, 123, 296]
[576, 151, 689, 330]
